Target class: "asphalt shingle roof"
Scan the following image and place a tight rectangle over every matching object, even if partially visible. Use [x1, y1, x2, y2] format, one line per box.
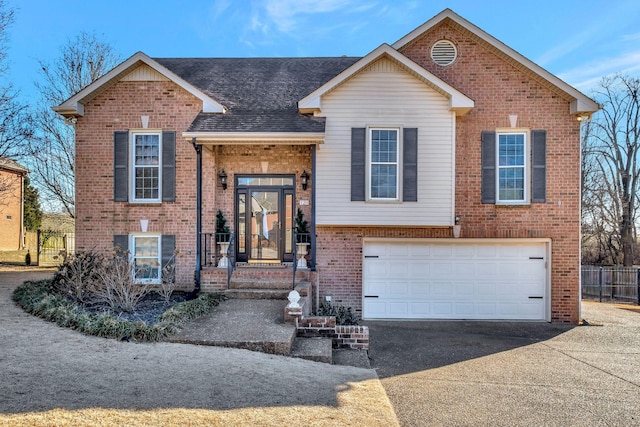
[154, 57, 360, 133]
[0, 156, 28, 174]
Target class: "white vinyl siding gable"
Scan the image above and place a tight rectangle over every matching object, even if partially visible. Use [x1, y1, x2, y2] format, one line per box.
[316, 57, 455, 226]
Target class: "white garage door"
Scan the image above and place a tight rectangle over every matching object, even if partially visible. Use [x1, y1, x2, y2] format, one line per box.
[363, 240, 549, 321]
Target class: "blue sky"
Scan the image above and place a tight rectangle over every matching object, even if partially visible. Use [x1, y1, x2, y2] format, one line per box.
[5, 0, 640, 102]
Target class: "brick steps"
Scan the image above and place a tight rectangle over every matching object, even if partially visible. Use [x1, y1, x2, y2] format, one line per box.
[224, 288, 291, 300]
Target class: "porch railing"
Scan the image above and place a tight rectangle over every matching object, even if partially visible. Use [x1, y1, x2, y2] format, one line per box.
[292, 232, 311, 289]
[201, 232, 215, 268]
[581, 266, 640, 305]
[201, 232, 236, 288]
[227, 233, 236, 288]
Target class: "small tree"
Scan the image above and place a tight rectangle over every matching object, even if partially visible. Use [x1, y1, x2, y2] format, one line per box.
[215, 209, 230, 242]
[23, 175, 42, 231]
[294, 208, 309, 243]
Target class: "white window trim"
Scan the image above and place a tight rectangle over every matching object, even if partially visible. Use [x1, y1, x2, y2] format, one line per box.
[130, 233, 162, 285]
[495, 129, 530, 205]
[130, 130, 163, 204]
[367, 126, 402, 202]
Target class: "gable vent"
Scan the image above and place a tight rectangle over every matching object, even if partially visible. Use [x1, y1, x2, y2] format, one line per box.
[431, 40, 457, 66]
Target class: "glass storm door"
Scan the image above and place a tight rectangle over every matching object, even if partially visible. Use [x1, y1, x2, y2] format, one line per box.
[250, 190, 279, 260]
[235, 176, 295, 263]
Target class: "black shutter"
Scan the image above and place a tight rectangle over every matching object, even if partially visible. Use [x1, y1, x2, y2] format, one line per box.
[531, 130, 547, 203]
[161, 234, 176, 270]
[162, 131, 176, 202]
[113, 235, 128, 255]
[114, 131, 129, 202]
[481, 131, 496, 204]
[351, 128, 366, 201]
[403, 128, 418, 202]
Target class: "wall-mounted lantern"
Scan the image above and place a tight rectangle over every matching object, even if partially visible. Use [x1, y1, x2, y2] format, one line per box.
[300, 170, 310, 190]
[218, 170, 228, 190]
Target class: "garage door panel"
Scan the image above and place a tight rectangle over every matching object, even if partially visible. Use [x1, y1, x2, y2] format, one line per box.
[363, 241, 548, 320]
[499, 262, 522, 277]
[432, 245, 454, 258]
[388, 282, 409, 298]
[364, 261, 387, 277]
[364, 281, 387, 297]
[431, 302, 454, 315]
[475, 245, 497, 258]
[410, 283, 430, 297]
[454, 246, 474, 257]
[476, 263, 497, 277]
[410, 302, 430, 315]
[364, 300, 387, 317]
[388, 245, 409, 257]
[410, 263, 429, 276]
[389, 262, 411, 278]
[388, 302, 409, 315]
[454, 302, 475, 316]
[432, 262, 453, 279]
[411, 245, 431, 257]
[431, 281, 454, 297]
[453, 262, 475, 279]
[453, 282, 474, 297]
[476, 303, 498, 316]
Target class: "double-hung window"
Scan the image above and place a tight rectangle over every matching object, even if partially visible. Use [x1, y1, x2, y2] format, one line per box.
[132, 132, 162, 202]
[131, 235, 161, 284]
[481, 129, 546, 205]
[114, 130, 175, 203]
[497, 132, 526, 203]
[351, 127, 417, 202]
[369, 128, 399, 200]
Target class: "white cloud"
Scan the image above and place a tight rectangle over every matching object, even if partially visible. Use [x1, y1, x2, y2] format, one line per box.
[559, 50, 640, 92]
[263, 0, 374, 33]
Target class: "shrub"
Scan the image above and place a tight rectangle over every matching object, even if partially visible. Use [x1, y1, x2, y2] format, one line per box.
[316, 301, 359, 325]
[51, 251, 105, 305]
[95, 252, 150, 313]
[159, 252, 177, 303]
[12, 280, 227, 342]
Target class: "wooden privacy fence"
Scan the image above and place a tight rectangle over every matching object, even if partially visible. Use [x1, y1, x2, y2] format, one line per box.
[581, 266, 640, 305]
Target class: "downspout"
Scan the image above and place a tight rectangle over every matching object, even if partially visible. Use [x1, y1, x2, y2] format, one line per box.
[311, 145, 319, 312]
[192, 138, 202, 293]
[310, 145, 316, 271]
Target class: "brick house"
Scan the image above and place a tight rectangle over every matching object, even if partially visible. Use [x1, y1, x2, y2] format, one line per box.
[55, 9, 597, 323]
[0, 157, 27, 251]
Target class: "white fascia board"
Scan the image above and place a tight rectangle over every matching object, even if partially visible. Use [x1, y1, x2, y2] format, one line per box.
[298, 43, 474, 116]
[393, 8, 598, 114]
[183, 132, 325, 143]
[52, 51, 226, 117]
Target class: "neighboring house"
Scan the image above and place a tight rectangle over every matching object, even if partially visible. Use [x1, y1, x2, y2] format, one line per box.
[54, 9, 598, 323]
[0, 157, 28, 251]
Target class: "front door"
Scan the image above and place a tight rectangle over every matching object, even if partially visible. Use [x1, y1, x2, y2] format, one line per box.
[235, 175, 295, 263]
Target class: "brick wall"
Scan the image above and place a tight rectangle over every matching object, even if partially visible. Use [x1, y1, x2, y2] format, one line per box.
[0, 169, 23, 250]
[74, 80, 203, 288]
[294, 315, 369, 350]
[208, 144, 312, 232]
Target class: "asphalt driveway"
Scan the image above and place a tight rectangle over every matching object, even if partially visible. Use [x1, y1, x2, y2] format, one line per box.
[366, 303, 640, 426]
